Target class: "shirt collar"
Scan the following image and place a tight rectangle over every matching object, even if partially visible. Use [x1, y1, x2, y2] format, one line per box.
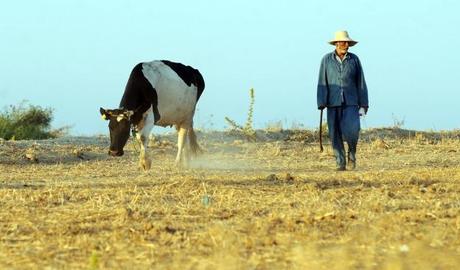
[334, 51, 348, 63]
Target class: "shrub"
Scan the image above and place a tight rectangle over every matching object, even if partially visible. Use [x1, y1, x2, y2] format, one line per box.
[0, 102, 63, 140]
[225, 88, 257, 141]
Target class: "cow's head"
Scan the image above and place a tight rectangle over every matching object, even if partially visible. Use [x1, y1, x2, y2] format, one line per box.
[100, 107, 134, 157]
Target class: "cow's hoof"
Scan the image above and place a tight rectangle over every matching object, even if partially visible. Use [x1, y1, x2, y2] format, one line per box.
[174, 161, 188, 169]
[174, 161, 182, 169]
[174, 156, 191, 169]
[140, 159, 151, 171]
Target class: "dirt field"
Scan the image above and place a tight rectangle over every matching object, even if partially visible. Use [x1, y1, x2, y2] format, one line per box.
[1, 129, 460, 269]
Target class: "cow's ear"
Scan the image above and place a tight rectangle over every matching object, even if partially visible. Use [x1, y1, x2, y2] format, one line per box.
[100, 107, 109, 120]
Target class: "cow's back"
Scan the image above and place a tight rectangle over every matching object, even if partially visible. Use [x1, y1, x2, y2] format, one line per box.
[141, 61, 201, 127]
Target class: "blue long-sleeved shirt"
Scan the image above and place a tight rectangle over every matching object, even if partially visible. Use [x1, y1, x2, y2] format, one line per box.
[317, 52, 368, 108]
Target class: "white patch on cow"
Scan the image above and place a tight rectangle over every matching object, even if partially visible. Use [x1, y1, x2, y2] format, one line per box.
[137, 107, 155, 137]
[141, 61, 198, 127]
[116, 115, 124, 122]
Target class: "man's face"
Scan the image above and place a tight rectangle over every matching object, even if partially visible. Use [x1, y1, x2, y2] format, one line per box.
[335, 41, 349, 56]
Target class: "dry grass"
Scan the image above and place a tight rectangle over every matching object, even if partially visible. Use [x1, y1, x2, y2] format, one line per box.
[1, 130, 460, 269]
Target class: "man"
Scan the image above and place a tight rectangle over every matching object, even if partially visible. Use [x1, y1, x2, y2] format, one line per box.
[317, 30, 369, 171]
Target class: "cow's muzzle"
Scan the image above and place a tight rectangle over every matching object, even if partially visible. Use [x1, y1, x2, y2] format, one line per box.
[108, 150, 124, 157]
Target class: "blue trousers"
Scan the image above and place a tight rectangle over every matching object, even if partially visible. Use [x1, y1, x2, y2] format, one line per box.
[327, 106, 360, 168]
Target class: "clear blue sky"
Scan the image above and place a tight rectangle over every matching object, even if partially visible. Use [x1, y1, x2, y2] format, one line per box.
[1, 0, 459, 135]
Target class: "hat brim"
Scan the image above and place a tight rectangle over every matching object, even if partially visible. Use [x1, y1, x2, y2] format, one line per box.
[329, 40, 358, 47]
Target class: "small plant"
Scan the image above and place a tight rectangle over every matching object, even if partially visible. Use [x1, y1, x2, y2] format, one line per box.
[225, 88, 256, 141]
[392, 113, 405, 129]
[0, 101, 66, 140]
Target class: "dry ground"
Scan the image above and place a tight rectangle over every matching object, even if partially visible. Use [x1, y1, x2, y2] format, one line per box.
[0, 129, 459, 269]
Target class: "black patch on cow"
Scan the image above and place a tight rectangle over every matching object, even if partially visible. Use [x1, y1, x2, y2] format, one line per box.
[161, 60, 205, 101]
[119, 63, 161, 125]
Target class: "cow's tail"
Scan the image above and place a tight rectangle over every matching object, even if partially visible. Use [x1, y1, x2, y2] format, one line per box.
[188, 126, 202, 156]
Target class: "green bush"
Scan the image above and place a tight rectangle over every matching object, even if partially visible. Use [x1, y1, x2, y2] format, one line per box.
[225, 88, 257, 141]
[0, 102, 62, 140]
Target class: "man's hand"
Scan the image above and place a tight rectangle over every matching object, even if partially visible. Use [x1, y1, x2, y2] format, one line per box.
[359, 106, 369, 116]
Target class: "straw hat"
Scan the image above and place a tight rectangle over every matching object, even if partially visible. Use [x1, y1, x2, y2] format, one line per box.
[328, 31, 358, 46]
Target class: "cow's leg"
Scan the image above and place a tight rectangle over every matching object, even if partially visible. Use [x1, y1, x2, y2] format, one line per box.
[175, 125, 188, 167]
[136, 110, 155, 171]
[137, 133, 151, 170]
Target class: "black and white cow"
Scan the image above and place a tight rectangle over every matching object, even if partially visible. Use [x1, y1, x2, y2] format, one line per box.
[100, 60, 205, 170]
